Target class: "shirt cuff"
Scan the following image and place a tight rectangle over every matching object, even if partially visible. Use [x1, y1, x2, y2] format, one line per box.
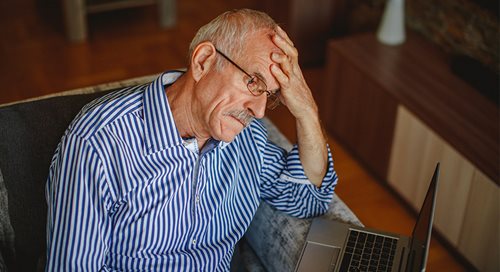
[279, 144, 337, 190]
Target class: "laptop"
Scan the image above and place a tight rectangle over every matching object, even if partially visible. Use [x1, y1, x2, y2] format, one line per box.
[295, 163, 440, 272]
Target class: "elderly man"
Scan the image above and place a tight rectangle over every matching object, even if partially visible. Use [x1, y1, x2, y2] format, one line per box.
[45, 9, 337, 271]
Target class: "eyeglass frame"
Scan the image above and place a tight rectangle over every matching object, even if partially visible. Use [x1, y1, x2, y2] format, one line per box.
[215, 48, 280, 110]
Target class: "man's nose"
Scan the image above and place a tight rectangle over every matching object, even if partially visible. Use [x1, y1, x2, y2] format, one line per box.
[247, 94, 267, 119]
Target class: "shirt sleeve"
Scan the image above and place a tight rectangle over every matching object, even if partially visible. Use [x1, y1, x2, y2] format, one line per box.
[258, 138, 338, 219]
[45, 132, 113, 271]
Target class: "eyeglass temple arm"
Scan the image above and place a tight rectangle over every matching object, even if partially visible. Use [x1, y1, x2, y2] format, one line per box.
[215, 49, 253, 78]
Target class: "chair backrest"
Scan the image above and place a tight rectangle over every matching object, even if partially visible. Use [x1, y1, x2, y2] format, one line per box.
[0, 91, 112, 271]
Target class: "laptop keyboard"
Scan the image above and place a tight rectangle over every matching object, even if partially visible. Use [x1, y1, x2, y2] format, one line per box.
[339, 229, 398, 272]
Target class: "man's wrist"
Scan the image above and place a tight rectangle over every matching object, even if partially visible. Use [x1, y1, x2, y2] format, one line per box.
[294, 103, 319, 123]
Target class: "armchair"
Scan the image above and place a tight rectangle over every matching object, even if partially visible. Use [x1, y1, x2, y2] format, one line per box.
[0, 74, 361, 271]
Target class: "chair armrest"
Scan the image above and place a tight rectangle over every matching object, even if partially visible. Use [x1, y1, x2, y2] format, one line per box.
[243, 196, 362, 272]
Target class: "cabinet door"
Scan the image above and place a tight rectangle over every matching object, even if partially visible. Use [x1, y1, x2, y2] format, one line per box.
[322, 48, 397, 179]
[458, 170, 499, 272]
[388, 106, 474, 245]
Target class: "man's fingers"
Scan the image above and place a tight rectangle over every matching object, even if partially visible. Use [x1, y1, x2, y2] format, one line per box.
[272, 33, 298, 59]
[271, 64, 289, 87]
[276, 26, 294, 47]
[275, 26, 299, 58]
[271, 52, 293, 76]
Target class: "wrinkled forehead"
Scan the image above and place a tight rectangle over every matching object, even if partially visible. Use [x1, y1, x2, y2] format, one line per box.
[238, 28, 279, 53]
[249, 29, 281, 53]
[239, 30, 281, 89]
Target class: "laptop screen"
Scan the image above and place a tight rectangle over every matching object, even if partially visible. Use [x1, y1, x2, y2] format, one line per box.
[407, 163, 440, 271]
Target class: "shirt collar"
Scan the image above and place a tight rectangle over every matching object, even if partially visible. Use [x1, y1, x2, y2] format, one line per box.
[182, 138, 231, 155]
[143, 71, 184, 155]
[218, 141, 231, 149]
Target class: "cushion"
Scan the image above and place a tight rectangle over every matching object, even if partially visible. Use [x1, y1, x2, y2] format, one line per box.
[0, 91, 113, 271]
[0, 167, 14, 270]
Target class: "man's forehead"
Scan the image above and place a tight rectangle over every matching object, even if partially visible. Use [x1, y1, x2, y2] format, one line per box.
[245, 29, 280, 53]
[243, 31, 281, 89]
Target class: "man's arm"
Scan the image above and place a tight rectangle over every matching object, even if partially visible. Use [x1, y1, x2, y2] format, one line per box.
[295, 113, 328, 187]
[46, 133, 111, 271]
[270, 26, 328, 187]
[256, 122, 336, 218]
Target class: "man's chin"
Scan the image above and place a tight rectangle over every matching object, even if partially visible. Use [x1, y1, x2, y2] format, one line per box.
[211, 116, 250, 143]
[216, 126, 244, 143]
[218, 131, 239, 143]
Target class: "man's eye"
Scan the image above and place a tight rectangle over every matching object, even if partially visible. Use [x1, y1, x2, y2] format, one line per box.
[247, 77, 256, 85]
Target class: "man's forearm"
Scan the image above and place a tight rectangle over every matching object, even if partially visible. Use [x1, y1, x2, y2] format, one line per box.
[269, 26, 329, 187]
[296, 110, 328, 187]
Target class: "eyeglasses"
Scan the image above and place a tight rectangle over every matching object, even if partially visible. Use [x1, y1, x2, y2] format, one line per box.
[215, 48, 280, 110]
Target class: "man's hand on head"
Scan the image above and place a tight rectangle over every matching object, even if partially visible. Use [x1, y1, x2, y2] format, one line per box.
[268, 26, 328, 187]
[270, 26, 319, 121]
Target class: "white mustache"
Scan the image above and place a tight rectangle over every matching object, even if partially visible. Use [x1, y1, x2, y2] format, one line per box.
[225, 110, 254, 127]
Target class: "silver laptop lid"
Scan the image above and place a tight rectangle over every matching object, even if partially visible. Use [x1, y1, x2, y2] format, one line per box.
[406, 163, 440, 271]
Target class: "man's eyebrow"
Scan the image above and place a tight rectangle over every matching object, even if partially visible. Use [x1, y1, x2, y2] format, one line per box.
[254, 72, 280, 93]
[254, 72, 267, 85]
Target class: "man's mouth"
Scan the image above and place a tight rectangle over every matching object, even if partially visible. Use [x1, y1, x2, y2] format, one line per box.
[231, 116, 246, 127]
[224, 110, 254, 128]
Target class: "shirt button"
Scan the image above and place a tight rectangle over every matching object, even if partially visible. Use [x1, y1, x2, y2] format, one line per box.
[192, 239, 197, 245]
[196, 196, 200, 203]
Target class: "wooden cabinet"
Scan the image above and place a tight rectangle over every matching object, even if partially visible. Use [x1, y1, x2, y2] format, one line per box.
[388, 106, 475, 244]
[458, 170, 499, 271]
[323, 48, 397, 179]
[321, 31, 499, 271]
[388, 107, 498, 271]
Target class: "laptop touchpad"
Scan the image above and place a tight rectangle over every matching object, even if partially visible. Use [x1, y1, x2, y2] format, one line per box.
[296, 242, 340, 272]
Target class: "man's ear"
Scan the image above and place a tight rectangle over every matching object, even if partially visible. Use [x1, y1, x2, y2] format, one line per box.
[190, 42, 217, 82]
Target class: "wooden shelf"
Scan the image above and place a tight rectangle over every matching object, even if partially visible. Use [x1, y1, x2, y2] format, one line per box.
[321, 30, 499, 270]
[322, 31, 499, 183]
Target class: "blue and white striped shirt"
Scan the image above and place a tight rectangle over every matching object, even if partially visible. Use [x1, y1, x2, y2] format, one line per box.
[46, 71, 337, 271]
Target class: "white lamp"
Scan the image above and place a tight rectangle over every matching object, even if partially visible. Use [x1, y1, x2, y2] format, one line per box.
[377, 0, 406, 46]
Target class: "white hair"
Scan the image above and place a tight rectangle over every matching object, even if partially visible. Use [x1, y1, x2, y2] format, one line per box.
[188, 9, 278, 70]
